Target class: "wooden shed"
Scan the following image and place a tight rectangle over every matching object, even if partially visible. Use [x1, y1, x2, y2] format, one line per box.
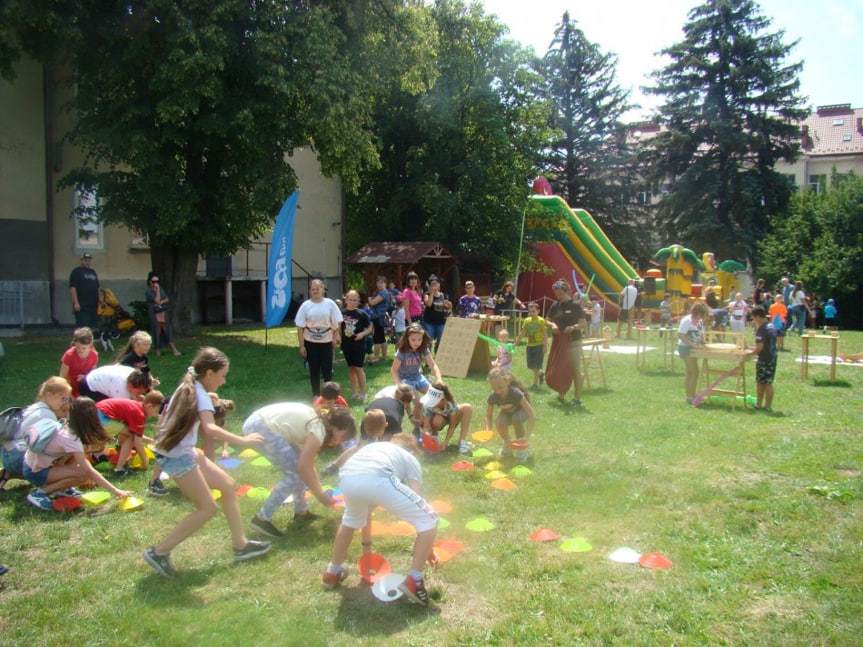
[347, 242, 460, 293]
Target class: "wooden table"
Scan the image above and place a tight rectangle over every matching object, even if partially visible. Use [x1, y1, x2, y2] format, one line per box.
[635, 326, 677, 371]
[477, 314, 509, 337]
[579, 338, 607, 390]
[800, 333, 840, 381]
[690, 343, 755, 408]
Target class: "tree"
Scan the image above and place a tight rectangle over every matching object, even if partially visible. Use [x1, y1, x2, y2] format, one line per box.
[1, 0, 435, 332]
[535, 12, 643, 260]
[643, 0, 807, 269]
[758, 171, 863, 325]
[345, 0, 553, 277]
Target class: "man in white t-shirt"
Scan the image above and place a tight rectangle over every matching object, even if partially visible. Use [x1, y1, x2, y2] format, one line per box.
[321, 434, 439, 606]
[616, 279, 638, 340]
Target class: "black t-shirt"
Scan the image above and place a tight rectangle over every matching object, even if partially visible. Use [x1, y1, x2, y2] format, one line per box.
[547, 298, 586, 342]
[363, 397, 405, 437]
[705, 288, 719, 308]
[422, 291, 450, 326]
[494, 291, 517, 315]
[340, 308, 371, 351]
[69, 266, 100, 307]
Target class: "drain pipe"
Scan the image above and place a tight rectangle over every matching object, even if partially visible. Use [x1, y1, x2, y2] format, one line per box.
[43, 65, 58, 325]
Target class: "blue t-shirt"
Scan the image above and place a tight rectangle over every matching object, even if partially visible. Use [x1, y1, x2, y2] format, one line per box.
[395, 349, 429, 381]
[754, 321, 777, 363]
[823, 304, 837, 319]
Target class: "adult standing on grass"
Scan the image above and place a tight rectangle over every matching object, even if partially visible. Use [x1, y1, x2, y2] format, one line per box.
[421, 274, 451, 354]
[678, 302, 708, 405]
[69, 252, 100, 329]
[145, 272, 182, 356]
[492, 280, 524, 316]
[789, 281, 811, 336]
[367, 275, 392, 363]
[401, 271, 424, 325]
[545, 279, 587, 408]
[143, 347, 271, 579]
[295, 279, 343, 398]
[616, 278, 638, 339]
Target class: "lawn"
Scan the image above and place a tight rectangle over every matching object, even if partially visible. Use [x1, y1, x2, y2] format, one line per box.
[1, 325, 861, 646]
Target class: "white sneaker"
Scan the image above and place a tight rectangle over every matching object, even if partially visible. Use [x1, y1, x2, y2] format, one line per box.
[459, 440, 471, 454]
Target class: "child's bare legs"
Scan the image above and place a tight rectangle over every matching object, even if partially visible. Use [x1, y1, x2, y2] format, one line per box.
[442, 404, 472, 447]
[757, 381, 774, 409]
[200, 434, 216, 462]
[410, 527, 437, 573]
[114, 433, 134, 471]
[531, 368, 541, 387]
[41, 459, 90, 494]
[220, 442, 231, 459]
[374, 341, 388, 363]
[132, 435, 148, 470]
[329, 523, 358, 567]
[349, 366, 366, 397]
[683, 356, 699, 401]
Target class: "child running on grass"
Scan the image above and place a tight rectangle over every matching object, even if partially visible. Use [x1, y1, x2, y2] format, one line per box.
[321, 432, 439, 606]
[242, 403, 357, 538]
[485, 367, 535, 463]
[391, 323, 442, 425]
[748, 306, 778, 411]
[514, 302, 548, 390]
[143, 347, 271, 578]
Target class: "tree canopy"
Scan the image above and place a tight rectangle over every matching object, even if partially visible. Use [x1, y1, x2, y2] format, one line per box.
[643, 0, 807, 269]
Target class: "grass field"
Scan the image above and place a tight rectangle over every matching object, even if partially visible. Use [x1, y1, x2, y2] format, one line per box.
[1, 325, 861, 646]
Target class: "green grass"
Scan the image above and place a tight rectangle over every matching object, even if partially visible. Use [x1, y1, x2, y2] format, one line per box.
[1, 326, 862, 645]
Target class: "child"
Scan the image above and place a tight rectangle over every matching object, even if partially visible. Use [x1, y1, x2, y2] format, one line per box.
[58, 327, 99, 397]
[313, 381, 349, 411]
[360, 301, 376, 364]
[243, 403, 357, 538]
[80, 365, 151, 402]
[748, 306, 777, 411]
[340, 290, 373, 400]
[96, 392, 164, 478]
[587, 298, 602, 338]
[391, 324, 443, 424]
[320, 408, 390, 476]
[321, 433, 439, 606]
[485, 367, 535, 463]
[823, 298, 838, 330]
[116, 330, 161, 388]
[678, 302, 708, 405]
[2, 377, 73, 492]
[514, 302, 548, 389]
[420, 381, 473, 454]
[659, 294, 672, 333]
[491, 328, 512, 371]
[143, 347, 271, 578]
[391, 297, 407, 345]
[728, 292, 749, 334]
[23, 397, 132, 510]
[768, 293, 788, 351]
[209, 395, 236, 460]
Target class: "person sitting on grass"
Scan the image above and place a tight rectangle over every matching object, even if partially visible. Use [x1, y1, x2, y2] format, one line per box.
[23, 397, 132, 510]
[242, 403, 357, 539]
[95, 392, 164, 478]
[321, 432, 440, 606]
[748, 306, 778, 412]
[485, 367, 535, 463]
[420, 381, 473, 455]
[143, 347, 271, 579]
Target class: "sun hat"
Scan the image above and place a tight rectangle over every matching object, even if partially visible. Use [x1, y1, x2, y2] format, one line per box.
[420, 386, 444, 408]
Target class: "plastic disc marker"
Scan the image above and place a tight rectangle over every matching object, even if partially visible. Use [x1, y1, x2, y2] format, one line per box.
[53, 496, 82, 512]
[118, 496, 143, 512]
[639, 552, 673, 569]
[560, 537, 593, 553]
[452, 460, 474, 471]
[81, 490, 111, 505]
[471, 430, 495, 443]
[529, 528, 560, 542]
[609, 547, 642, 564]
[466, 517, 495, 532]
[218, 458, 242, 469]
[372, 573, 405, 602]
[358, 552, 392, 584]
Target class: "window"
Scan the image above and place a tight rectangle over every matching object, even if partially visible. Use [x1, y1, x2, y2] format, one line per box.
[74, 188, 103, 251]
[808, 174, 826, 195]
[636, 191, 653, 205]
[130, 229, 149, 249]
[832, 118, 844, 126]
[842, 134, 852, 142]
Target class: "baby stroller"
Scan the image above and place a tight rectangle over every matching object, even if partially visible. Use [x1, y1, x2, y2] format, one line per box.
[97, 288, 136, 351]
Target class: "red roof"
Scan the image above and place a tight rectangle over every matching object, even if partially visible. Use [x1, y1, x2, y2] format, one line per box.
[347, 242, 456, 264]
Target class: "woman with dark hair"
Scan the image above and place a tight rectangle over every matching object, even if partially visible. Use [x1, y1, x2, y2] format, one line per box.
[145, 271, 181, 356]
[493, 280, 524, 315]
[401, 272, 424, 325]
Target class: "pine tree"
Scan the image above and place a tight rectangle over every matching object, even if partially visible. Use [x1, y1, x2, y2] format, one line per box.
[643, 0, 807, 268]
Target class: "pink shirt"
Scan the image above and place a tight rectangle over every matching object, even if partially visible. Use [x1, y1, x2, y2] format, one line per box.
[24, 426, 83, 472]
[61, 347, 99, 397]
[401, 288, 424, 318]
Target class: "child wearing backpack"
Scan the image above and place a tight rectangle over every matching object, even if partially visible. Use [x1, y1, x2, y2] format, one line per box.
[23, 397, 132, 510]
[1, 377, 72, 492]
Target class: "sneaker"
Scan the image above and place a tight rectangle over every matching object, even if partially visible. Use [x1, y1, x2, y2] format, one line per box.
[539, 371, 545, 385]
[499, 446, 512, 458]
[57, 487, 83, 498]
[398, 575, 429, 606]
[570, 398, 583, 408]
[516, 449, 529, 463]
[250, 515, 285, 538]
[143, 547, 176, 578]
[113, 467, 132, 479]
[148, 479, 169, 497]
[321, 566, 348, 590]
[233, 540, 272, 561]
[459, 440, 471, 455]
[27, 489, 54, 511]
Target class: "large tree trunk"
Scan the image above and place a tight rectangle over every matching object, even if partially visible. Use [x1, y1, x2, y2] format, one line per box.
[149, 244, 200, 337]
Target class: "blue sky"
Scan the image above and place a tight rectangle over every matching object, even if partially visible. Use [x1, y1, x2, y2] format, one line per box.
[480, 0, 861, 121]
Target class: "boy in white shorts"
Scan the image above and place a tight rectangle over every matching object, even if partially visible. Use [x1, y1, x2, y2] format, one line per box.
[321, 433, 439, 606]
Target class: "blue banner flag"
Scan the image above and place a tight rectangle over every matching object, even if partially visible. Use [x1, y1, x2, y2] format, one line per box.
[265, 190, 299, 328]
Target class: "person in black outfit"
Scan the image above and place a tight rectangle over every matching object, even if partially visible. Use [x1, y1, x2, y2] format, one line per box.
[545, 278, 588, 407]
[69, 253, 100, 328]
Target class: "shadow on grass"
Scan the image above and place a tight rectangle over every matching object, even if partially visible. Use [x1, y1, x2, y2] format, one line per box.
[332, 584, 441, 635]
[811, 379, 853, 388]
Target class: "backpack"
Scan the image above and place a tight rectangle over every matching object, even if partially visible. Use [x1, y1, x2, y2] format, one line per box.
[0, 406, 24, 442]
[23, 418, 63, 453]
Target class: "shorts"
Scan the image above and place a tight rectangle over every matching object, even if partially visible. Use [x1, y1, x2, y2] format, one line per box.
[372, 318, 387, 344]
[678, 345, 692, 358]
[22, 461, 49, 487]
[341, 344, 366, 368]
[155, 452, 198, 479]
[756, 358, 777, 384]
[526, 345, 544, 370]
[497, 408, 527, 431]
[401, 375, 430, 392]
[1, 445, 25, 475]
[340, 474, 438, 532]
[619, 309, 632, 322]
[98, 412, 132, 437]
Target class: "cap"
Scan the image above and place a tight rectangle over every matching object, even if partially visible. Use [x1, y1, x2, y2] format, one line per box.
[827, 298, 834, 304]
[81, 253, 93, 260]
[420, 386, 444, 408]
[428, 274, 440, 284]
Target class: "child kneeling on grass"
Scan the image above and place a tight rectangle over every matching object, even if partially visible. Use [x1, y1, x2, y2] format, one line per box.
[321, 433, 439, 606]
[143, 347, 271, 579]
[23, 397, 132, 510]
[485, 367, 535, 463]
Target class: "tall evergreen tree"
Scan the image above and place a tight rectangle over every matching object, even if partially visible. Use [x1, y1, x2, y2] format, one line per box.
[536, 12, 640, 258]
[643, 0, 807, 268]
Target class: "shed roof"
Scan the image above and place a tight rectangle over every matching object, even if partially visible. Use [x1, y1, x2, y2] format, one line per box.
[347, 241, 456, 265]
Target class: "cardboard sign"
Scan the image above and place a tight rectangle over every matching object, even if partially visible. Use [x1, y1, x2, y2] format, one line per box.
[435, 317, 489, 378]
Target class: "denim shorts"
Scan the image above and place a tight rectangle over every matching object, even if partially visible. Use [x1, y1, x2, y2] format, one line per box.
[678, 345, 692, 358]
[155, 452, 198, 479]
[22, 461, 49, 487]
[401, 375, 430, 392]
